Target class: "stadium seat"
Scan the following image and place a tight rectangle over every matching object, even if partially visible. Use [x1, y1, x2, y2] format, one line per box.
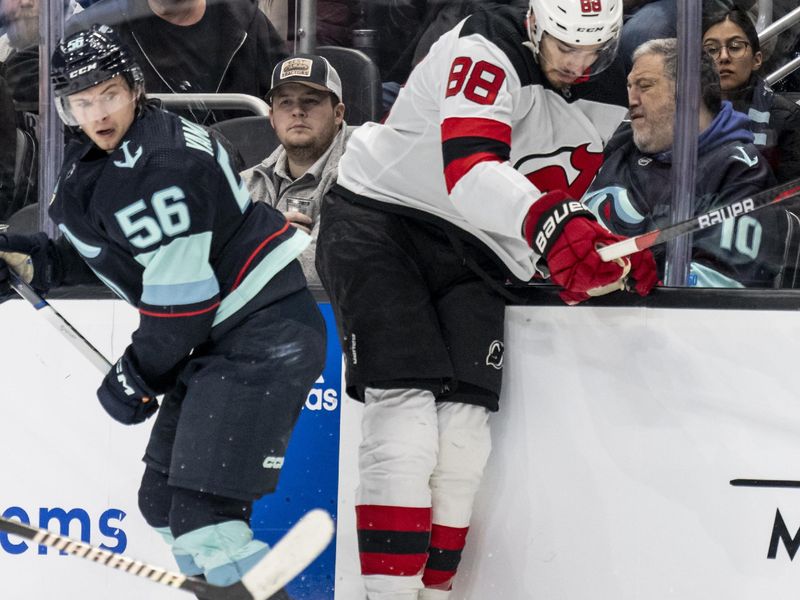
[777, 209, 800, 288]
[6, 202, 39, 233]
[209, 116, 281, 170]
[12, 124, 38, 211]
[316, 45, 382, 125]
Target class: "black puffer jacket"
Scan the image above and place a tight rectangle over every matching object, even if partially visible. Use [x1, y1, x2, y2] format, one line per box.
[68, 0, 287, 123]
[728, 74, 800, 184]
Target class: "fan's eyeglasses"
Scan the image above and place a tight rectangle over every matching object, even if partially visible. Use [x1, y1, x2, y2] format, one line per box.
[703, 40, 751, 60]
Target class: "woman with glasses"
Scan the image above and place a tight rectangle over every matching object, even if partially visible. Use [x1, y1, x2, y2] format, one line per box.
[702, 7, 800, 183]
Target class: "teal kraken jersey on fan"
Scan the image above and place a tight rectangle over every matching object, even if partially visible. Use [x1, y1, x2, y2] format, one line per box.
[49, 103, 309, 386]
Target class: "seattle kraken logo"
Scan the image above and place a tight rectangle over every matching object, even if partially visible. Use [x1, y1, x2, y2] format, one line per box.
[731, 146, 758, 168]
[113, 141, 143, 169]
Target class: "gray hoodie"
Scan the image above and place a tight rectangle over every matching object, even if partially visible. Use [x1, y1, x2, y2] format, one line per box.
[241, 123, 353, 288]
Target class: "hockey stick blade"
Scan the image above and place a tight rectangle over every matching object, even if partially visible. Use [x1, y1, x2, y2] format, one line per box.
[598, 178, 800, 262]
[7, 271, 111, 373]
[0, 508, 334, 600]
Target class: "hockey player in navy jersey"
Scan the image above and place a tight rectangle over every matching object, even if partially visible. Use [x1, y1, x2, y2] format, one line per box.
[0, 24, 325, 598]
[315, 1, 658, 599]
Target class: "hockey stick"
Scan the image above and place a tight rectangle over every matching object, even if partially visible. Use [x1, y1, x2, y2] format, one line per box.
[0, 508, 334, 600]
[597, 178, 800, 262]
[7, 271, 111, 374]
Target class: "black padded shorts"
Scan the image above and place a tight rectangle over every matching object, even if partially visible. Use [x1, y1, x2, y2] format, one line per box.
[316, 189, 506, 411]
[143, 288, 326, 501]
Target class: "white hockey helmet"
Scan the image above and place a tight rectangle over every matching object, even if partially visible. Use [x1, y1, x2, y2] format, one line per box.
[527, 0, 623, 76]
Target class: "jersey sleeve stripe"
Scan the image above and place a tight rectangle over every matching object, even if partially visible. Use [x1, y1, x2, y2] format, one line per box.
[141, 278, 220, 306]
[440, 117, 511, 192]
[213, 228, 310, 327]
[442, 137, 510, 166]
[444, 152, 505, 193]
[139, 301, 220, 319]
[137, 232, 220, 306]
[231, 220, 292, 290]
[441, 117, 511, 145]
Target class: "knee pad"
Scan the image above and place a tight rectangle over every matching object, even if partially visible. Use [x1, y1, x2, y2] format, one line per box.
[169, 487, 253, 538]
[138, 467, 171, 528]
[358, 387, 439, 507]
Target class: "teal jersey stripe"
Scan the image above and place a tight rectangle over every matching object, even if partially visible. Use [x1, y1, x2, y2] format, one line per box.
[212, 229, 311, 327]
[95, 269, 134, 303]
[216, 140, 251, 213]
[59, 223, 132, 301]
[59, 223, 102, 258]
[690, 262, 745, 288]
[142, 278, 220, 306]
[136, 232, 220, 305]
[747, 108, 770, 124]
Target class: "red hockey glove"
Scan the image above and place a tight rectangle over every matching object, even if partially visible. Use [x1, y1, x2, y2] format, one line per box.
[623, 245, 659, 297]
[524, 190, 658, 305]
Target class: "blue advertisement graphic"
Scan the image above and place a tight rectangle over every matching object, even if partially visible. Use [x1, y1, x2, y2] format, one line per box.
[251, 302, 342, 599]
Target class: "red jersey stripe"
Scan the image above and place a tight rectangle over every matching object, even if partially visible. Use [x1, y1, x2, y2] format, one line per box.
[139, 301, 220, 318]
[356, 505, 432, 532]
[444, 152, 504, 192]
[231, 220, 292, 290]
[441, 117, 511, 145]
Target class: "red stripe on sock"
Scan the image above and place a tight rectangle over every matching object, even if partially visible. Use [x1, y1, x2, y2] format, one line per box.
[429, 524, 468, 551]
[422, 568, 456, 589]
[356, 505, 432, 532]
[360, 552, 428, 576]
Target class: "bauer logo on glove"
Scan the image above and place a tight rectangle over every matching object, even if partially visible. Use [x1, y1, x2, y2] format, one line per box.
[524, 190, 659, 305]
[532, 199, 592, 255]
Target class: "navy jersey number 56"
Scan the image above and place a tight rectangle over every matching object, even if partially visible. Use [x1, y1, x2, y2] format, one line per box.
[114, 186, 191, 249]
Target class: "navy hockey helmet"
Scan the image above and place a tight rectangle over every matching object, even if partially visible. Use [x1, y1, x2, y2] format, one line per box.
[50, 24, 144, 125]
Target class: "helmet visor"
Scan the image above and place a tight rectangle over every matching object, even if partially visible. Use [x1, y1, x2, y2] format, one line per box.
[539, 32, 620, 85]
[55, 78, 138, 127]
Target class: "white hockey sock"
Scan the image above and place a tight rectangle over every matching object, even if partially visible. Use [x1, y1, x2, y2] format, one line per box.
[419, 588, 452, 600]
[423, 402, 491, 595]
[358, 387, 439, 600]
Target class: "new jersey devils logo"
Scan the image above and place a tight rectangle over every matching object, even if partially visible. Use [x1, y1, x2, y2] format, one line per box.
[516, 143, 603, 199]
[486, 340, 504, 370]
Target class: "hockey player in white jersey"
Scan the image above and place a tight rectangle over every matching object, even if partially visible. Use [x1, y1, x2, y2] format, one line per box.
[316, 1, 659, 599]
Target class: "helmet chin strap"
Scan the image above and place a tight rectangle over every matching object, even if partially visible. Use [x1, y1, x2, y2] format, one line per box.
[524, 8, 542, 63]
[522, 40, 539, 63]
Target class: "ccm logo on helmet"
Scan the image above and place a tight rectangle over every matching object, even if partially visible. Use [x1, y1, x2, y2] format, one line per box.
[69, 62, 97, 79]
[576, 26, 604, 32]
